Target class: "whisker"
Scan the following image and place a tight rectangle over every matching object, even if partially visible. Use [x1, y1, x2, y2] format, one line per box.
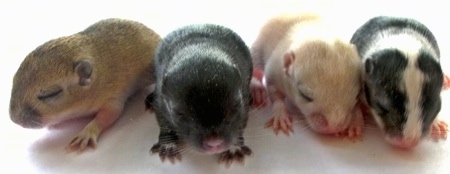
[128, 118, 160, 128]
[177, 145, 193, 155]
[243, 133, 276, 139]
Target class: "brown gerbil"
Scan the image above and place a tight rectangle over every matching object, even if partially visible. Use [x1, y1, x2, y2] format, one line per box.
[9, 18, 161, 153]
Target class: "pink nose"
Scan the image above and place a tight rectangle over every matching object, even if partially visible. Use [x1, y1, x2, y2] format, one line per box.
[203, 139, 225, 154]
[312, 113, 328, 127]
[386, 137, 420, 149]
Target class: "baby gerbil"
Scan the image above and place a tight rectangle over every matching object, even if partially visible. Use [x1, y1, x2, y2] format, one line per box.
[350, 16, 448, 148]
[9, 18, 162, 152]
[149, 24, 253, 167]
[251, 13, 364, 139]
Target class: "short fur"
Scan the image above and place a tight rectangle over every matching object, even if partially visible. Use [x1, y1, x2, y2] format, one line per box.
[252, 13, 363, 136]
[9, 18, 162, 152]
[150, 24, 253, 164]
[351, 16, 445, 148]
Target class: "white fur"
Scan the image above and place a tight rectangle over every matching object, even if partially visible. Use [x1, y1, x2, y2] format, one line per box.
[402, 51, 425, 141]
[166, 99, 176, 125]
[168, 44, 235, 75]
[363, 28, 438, 61]
[371, 108, 385, 131]
[43, 107, 98, 126]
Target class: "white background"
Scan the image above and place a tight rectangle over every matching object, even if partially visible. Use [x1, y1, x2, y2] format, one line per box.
[1, 0, 449, 173]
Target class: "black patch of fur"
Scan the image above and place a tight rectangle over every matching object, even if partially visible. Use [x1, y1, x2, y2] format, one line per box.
[151, 24, 252, 152]
[417, 50, 443, 135]
[364, 49, 408, 137]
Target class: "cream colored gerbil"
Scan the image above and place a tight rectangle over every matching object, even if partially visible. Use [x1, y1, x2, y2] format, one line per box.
[9, 18, 161, 152]
[251, 14, 364, 139]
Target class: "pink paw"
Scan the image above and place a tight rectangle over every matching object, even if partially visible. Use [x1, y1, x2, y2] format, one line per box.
[265, 115, 293, 136]
[335, 104, 364, 142]
[335, 123, 363, 142]
[66, 131, 98, 153]
[251, 78, 267, 108]
[65, 121, 102, 153]
[264, 101, 293, 135]
[431, 120, 448, 140]
[250, 69, 267, 108]
[443, 75, 450, 90]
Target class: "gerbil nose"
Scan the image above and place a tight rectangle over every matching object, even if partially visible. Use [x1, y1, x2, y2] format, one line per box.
[312, 113, 328, 128]
[203, 138, 225, 154]
[310, 113, 349, 134]
[10, 105, 42, 128]
[385, 136, 420, 149]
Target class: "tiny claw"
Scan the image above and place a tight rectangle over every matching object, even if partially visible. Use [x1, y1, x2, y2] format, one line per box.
[150, 144, 161, 154]
[175, 154, 182, 162]
[234, 151, 245, 163]
[160, 154, 167, 162]
[240, 146, 253, 156]
[66, 134, 98, 153]
[219, 145, 252, 167]
[169, 157, 176, 164]
[273, 127, 279, 135]
[284, 131, 291, 136]
[266, 113, 293, 136]
[264, 117, 274, 128]
[273, 119, 280, 131]
[151, 142, 182, 164]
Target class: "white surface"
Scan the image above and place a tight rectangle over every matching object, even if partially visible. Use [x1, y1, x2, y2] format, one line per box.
[1, 0, 449, 173]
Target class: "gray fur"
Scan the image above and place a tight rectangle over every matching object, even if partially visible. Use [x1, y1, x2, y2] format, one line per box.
[150, 24, 253, 162]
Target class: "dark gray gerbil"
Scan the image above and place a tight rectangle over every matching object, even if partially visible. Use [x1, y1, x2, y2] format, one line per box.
[149, 24, 253, 166]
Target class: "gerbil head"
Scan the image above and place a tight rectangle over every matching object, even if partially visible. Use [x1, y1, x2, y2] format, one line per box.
[284, 40, 362, 134]
[160, 58, 248, 154]
[9, 35, 95, 128]
[364, 48, 443, 148]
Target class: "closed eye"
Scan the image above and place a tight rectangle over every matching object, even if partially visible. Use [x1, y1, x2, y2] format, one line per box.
[299, 90, 313, 102]
[38, 87, 62, 101]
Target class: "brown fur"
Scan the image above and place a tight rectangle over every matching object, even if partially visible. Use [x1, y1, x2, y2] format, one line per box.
[9, 18, 161, 152]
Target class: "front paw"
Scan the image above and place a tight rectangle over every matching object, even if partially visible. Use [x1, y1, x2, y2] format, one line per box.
[219, 145, 253, 168]
[335, 106, 364, 142]
[150, 142, 183, 164]
[66, 122, 101, 153]
[264, 101, 293, 135]
[431, 120, 448, 140]
[443, 75, 450, 90]
[335, 124, 363, 142]
[251, 80, 268, 108]
[250, 68, 268, 108]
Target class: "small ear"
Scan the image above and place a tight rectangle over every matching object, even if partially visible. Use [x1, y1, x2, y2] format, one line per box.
[74, 60, 93, 86]
[365, 59, 374, 74]
[283, 51, 295, 76]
